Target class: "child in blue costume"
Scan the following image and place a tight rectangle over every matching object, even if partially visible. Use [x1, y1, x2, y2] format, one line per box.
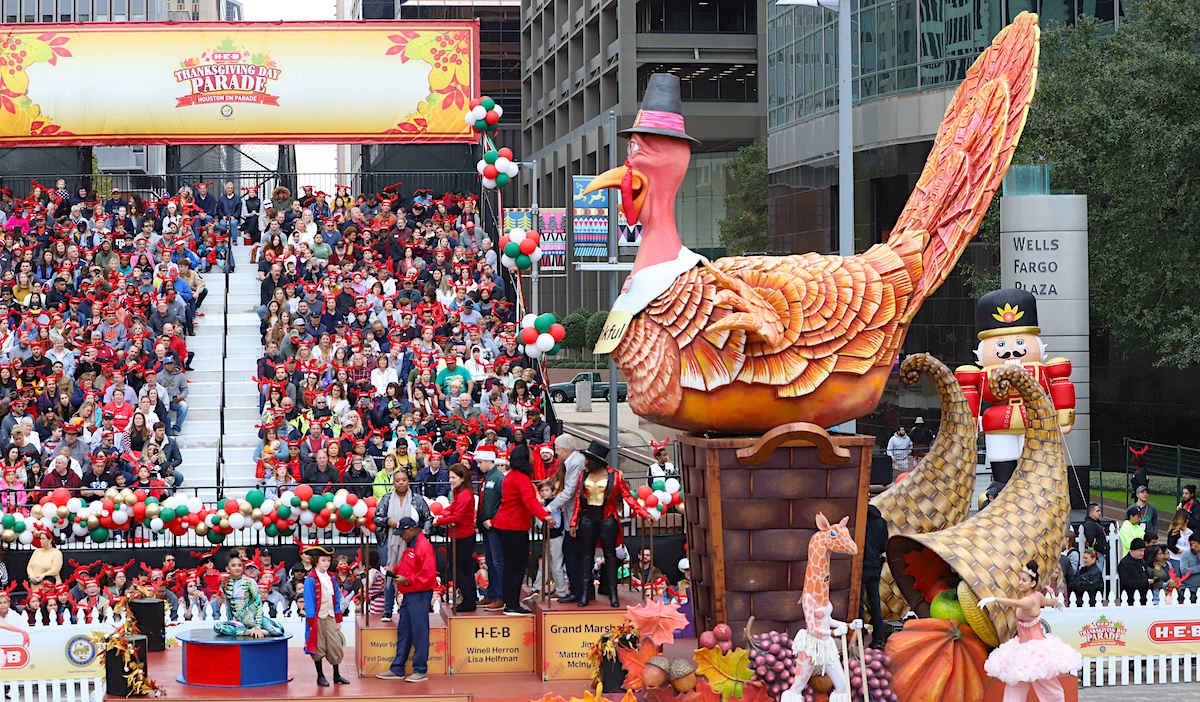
[212, 553, 284, 638]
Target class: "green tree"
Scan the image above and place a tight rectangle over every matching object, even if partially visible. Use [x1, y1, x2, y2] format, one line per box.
[718, 142, 769, 254]
[561, 309, 590, 351]
[971, 2, 1200, 367]
[585, 311, 609, 352]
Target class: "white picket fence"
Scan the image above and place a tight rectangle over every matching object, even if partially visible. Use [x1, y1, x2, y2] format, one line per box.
[3, 678, 105, 702]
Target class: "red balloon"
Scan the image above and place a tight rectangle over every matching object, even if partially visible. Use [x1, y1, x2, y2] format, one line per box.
[314, 513, 330, 528]
[671, 492, 683, 506]
[430, 501, 445, 516]
[336, 520, 354, 533]
[644, 494, 659, 509]
[482, 164, 499, 180]
[132, 503, 147, 521]
[637, 485, 652, 499]
[294, 484, 314, 501]
[470, 97, 483, 108]
[345, 494, 358, 506]
[519, 238, 536, 255]
[189, 513, 201, 526]
[224, 499, 239, 514]
[498, 147, 513, 160]
[366, 507, 377, 521]
[100, 514, 114, 529]
[134, 489, 147, 502]
[366, 498, 377, 509]
[484, 111, 499, 125]
[549, 323, 566, 342]
[520, 326, 539, 344]
[51, 487, 70, 506]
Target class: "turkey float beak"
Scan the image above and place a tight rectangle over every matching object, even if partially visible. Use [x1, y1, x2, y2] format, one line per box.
[583, 163, 647, 225]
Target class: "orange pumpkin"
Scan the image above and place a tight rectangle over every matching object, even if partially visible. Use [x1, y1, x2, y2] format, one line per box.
[885, 618, 989, 702]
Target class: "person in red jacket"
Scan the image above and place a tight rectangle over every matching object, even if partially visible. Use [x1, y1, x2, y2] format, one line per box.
[435, 462, 477, 612]
[491, 445, 550, 615]
[376, 517, 436, 682]
[570, 440, 651, 607]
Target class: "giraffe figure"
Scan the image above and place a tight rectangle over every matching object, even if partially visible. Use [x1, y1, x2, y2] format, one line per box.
[780, 513, 858, 702]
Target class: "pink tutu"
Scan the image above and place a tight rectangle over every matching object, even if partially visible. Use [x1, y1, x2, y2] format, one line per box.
[984, 632, 1083, 684]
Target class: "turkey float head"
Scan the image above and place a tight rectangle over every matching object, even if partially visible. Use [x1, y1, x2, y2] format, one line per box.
[584, 14, 1041, 435]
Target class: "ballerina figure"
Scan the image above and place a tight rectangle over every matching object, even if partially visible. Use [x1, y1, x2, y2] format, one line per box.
[979, 560, 1083, 702]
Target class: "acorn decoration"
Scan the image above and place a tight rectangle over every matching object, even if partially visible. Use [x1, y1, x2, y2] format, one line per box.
[669, 658, 699, 693]
[643, 656, 671, 689]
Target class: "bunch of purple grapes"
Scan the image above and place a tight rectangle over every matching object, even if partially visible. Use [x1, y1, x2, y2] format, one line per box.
[746, 630, 798, 701]
[848, 648, 896, 702]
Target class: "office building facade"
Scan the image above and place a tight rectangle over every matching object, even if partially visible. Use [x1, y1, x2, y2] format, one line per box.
[521, 0, 766, 312]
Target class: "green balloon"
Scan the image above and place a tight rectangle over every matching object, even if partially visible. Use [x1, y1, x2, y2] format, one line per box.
[279, 526, 294, 537]
[276, 504, 292, 520]
[481, 96, 495, 111]
[207, 531, 225, 545]
[652, 478, 666, 492]
[484, 149, 499, 164]
[515, 253, 532, 269]
[309, 495, 325, 512]
[161, 507, 175, 522]
[503, 241, 521, 258]
[1, 514, 14, 529]
[90, 527, 109, 543]
[265, 523, 279, 537]
[210, 514, 221, 526]
[246, 489, 265, 508]
[550, 342, 561, 355]
[534, 313, 555, 333]
[12, 520, 24, 533]
[174, 504, 189, 518]
[495, 172, 510, 187]
[338, 503, 353, 519]
[474, 118, 489, 131]
[145, 497, 159, 505]
[291, 496, 302, 507]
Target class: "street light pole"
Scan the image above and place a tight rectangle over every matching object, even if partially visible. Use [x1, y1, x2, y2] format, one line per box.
[607, 110, 620, 470]
[524, 159, 540, 315]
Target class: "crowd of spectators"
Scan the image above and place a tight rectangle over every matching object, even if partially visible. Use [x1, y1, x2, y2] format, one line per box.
[0, 177, 207, 512]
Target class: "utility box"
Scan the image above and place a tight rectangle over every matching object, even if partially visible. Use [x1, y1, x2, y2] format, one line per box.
[575, 380, 592, 412]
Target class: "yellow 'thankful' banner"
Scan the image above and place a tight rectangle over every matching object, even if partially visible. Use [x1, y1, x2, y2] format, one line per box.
[0, 21, 479, 146]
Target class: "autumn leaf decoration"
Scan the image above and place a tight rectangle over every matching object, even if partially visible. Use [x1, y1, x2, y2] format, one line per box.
[615, 637, 660, 691]
[626, 599, 691, 646]
[384, 28, 474, 135]
[693, 646, 755, 702]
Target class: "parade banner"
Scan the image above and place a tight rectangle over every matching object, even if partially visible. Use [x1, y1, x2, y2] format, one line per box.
[571, 175, 642, 257]
[0, 623, 103, 682]
[503, 208, 567, 272]
[0, 21, 479, 146]
[1043, 603, 1200, 657]
[537, 609, 628, 680]
[448, 613, 535, 673]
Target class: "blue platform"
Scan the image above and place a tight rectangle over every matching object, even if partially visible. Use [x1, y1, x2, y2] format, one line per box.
[176, 628, 293, 688]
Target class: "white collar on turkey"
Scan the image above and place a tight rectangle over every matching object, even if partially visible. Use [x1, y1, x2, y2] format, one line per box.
[610, 246, 704, 316]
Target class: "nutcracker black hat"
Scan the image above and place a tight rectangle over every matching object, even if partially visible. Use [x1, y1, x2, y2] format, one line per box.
[619, 73, 700, 145]
[976, 288, 1040, 340]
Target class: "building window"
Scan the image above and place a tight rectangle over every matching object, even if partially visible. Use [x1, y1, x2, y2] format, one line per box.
[75, 0, 88, 21]
[362, 0, 393, 20]
[636, 0, 756, 34]
[93, 0, 108, 21]
[637, 63, 758, 102]
[132, 0, 146, 21]
[21, 0, 34, 22]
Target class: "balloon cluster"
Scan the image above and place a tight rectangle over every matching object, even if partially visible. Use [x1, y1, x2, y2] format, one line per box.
[500, 227, 543, 271]
[428, 495, 452, 516]
[477, 147, 520, 190]
[28, 485, 380, 545]
[520, 312, 565, 360]
[635, 477, 683, 520]
[464, 96, 503, 136]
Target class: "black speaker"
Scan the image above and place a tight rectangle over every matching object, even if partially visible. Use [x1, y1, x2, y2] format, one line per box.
[105, 633, 148, 697]
[129, 598, 165, 652]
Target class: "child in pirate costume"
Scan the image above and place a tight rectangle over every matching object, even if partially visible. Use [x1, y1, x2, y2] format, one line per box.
[302, 544, 350, 687]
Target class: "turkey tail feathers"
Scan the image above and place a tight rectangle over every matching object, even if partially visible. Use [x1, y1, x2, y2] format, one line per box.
[889, 12, 1041, 323]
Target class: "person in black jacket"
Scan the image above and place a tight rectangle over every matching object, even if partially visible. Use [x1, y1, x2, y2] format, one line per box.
[1118, 537, 1151, 605]
[863, 504, 888, 647]
[1082, 503, 1107, 571]
[1069, 547, 1105, 606]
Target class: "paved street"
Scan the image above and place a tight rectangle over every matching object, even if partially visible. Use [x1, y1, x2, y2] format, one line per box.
[1080, 683, 1198, 700]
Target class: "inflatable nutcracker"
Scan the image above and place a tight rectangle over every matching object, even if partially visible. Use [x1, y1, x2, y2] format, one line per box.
[956, 289, 1075, 492]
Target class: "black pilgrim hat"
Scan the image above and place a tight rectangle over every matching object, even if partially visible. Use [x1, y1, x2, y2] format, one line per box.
[619, 73, 701, 145]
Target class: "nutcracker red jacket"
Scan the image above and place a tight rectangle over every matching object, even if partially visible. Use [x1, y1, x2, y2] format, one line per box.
[491, 470, 549, 531]
[434, 486, 476, 539]
[569, 467, 649, 529]
[393, 531, 437, 593]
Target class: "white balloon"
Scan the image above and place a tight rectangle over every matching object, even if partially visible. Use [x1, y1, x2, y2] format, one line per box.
[535, 332, 555, 352]
[509, 229, 526, 245]
[500, 254, 516, 269]
[472, 105, 487, 120]
[495, 156, 511, 172]
[647, 507, 661, 520]
[111, 510, 129, 525]
[261, 499, 274, 513]
[655, 490, 672, 506]
[299, 511, 316, 525]
[493, 104, 503, 118]
[353, 501, 368, 517]
[150, 518, 164, 531]
[280, 490, 295, 504]
[67, 498, 83, 512]
[73, 523, 88, 537]
[253, 521, 265, 530]
[228, 513, 246, 530]
[476, 159, 488, 175]
[18, 530, 32, 545]
[665, 478, 681, 493]
[436, 496, 451, 507]
[522, 313, 537, 328]
[531, 246, 543, 261]
[188, 498, 203, 513]
[525, 347, 542, 360]
[506, 161, 520, 177]
[464, 111, 475, 126]
[482, 177, 497, 190]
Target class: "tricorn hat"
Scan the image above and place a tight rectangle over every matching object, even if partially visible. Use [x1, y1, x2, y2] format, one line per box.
[976, 288, 1040, 340]
[619, 73, 700, 145]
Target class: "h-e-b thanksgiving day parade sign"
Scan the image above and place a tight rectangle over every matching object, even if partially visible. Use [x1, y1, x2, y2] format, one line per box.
[0, 21, 480, 145]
